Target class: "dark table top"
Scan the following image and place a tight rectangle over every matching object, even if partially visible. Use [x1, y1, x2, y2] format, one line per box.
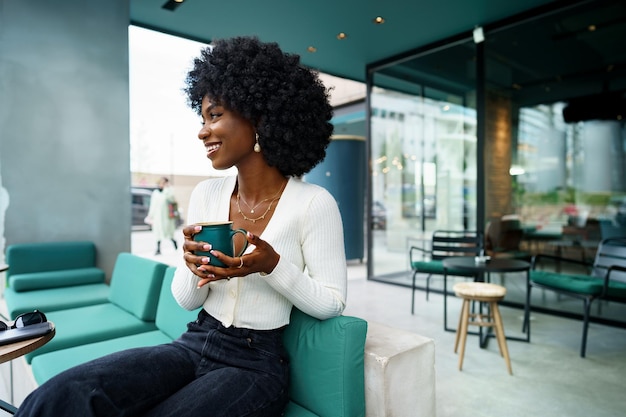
[443, 256, 530, 273]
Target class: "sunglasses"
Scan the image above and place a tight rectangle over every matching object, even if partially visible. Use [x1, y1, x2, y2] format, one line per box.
[0, 310, 48, 331]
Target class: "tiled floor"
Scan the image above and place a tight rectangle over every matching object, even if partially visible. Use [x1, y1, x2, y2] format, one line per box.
[344, 272, 626, 417]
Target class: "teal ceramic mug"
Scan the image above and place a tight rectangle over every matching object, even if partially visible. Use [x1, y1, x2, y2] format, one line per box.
[193, 221, 248, 267]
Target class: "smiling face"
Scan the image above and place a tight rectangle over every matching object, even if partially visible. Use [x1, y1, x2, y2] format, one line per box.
[198, 96, 257, 170]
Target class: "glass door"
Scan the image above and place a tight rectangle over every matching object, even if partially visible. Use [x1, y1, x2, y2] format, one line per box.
[368, 39, 478, 280]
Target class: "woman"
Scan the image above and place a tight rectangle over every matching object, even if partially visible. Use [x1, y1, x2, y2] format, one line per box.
[145, 177, 178, 255]
[15, 36, 347, 417]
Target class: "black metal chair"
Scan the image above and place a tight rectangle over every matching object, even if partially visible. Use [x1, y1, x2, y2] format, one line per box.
[525, 237, 626, 357]
[409, 230, 483, 314]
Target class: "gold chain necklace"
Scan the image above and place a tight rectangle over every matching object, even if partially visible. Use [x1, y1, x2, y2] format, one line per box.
[236, 195, 277, 223]
[236, 181, 287, 223]
[238, 185, 283, 214]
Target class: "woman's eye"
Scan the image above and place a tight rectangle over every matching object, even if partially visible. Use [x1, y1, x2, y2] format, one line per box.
[209, 112, 221, 120]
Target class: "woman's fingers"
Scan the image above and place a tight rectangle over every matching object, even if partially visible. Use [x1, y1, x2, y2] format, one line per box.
[190, 231, 279, 285]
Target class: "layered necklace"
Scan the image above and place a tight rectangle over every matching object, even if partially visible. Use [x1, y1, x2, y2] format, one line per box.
[236, 181, 287, 223]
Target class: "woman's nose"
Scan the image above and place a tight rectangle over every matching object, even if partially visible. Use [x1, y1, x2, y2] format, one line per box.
[198, 125, 211, 140]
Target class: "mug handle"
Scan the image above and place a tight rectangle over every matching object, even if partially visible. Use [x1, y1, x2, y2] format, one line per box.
[231, 229, 249, 257]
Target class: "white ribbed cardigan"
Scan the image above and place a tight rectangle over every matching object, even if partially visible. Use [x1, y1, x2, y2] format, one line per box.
[171, 176, 347, 330]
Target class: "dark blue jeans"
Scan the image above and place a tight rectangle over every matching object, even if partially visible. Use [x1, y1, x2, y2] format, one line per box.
[16, 310, 290, 417]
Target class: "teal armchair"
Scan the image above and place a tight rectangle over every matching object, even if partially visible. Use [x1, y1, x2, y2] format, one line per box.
[283, 309, 367, 417]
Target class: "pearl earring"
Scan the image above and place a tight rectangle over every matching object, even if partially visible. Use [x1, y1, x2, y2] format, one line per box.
[254, 132, 261, 153]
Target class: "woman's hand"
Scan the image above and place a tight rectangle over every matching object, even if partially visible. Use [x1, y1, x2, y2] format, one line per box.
[182, 226, 280, 288]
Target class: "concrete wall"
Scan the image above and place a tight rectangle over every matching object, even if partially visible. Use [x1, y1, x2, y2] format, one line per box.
[0, 0, 130, 277]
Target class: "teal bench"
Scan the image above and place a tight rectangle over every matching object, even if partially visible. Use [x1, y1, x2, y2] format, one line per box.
[24, 253, 168, 363]
[29, 267, 368, 417]
[4, 241, 108, 318]
[31, 266, 199, 383]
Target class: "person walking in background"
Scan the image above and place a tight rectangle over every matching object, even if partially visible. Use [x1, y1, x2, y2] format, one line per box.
[145, 177, 178, 255]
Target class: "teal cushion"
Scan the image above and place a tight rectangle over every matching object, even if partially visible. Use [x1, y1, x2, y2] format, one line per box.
[24, 303, 157, 363]
[9, 267, 105, 292]
[108, 253, 168, 321]
[530, 271, 603, 295]
[411, 260, 476, 276]
[31, 330, 172, 385]
[6, 241, 97, 277]
[155, 266, 201, 339]
[283, 309, 367, 417]
[3, 283, 110, 318]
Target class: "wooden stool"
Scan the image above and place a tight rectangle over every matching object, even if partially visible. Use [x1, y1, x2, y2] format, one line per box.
[453, 282, 512, 375]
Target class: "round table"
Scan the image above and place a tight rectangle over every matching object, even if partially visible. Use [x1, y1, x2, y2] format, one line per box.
[442, 257, 531, 345]
[0, 322, 55, 414]
[0, 322, 56, 364]
[443, 257, 530, 276]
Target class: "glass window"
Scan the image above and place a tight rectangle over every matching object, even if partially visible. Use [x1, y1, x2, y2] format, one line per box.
[369, 39, 478, 278]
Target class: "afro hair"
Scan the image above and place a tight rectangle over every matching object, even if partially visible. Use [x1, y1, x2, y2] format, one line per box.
[184, 36, 334, 177]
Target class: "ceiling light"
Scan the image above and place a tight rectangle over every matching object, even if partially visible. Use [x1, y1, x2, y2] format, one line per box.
[174, 0, 184, 3]
[307, 46, 317, 53]
[337, 32, 347, 40]
[473, 26, 484, 43]
[373, 16, 385, 24]
[588, 24, 596, 32]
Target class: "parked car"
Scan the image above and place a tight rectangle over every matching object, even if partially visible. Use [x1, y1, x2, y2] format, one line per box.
[132, 187, 153, 228]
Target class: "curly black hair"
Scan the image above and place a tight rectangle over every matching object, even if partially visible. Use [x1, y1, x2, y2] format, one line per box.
[184, 36, 334, 177]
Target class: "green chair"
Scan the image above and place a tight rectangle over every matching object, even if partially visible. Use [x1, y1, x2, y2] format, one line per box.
[525, 237, 626, 357]
[410, 230, 483, 313]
